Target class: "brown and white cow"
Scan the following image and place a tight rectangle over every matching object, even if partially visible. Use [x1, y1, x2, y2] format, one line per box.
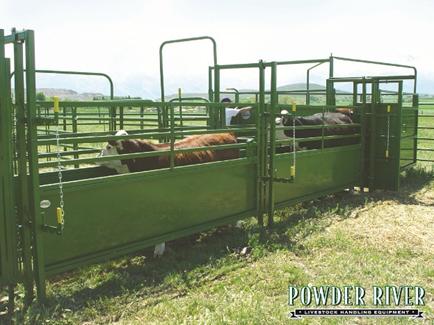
[99, 131, 239, 173]
[98, 130, 240, 256]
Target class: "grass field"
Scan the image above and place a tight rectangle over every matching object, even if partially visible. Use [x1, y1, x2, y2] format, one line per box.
[3, 100, 434, 324]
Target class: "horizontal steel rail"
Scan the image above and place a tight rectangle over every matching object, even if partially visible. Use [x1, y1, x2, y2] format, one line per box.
[36, 126, 216, 139]
[10, 69, 114, 99]
[38, 142, 248, 168]
[37, 121, 361, 145]
[329, 75, 416, 82]
[37, 127, 258, 145]
[332, 56, 417, 93]
[38, 148, 101, 159]
[274, 133, 360, 145]
[36, 100, 246, 108]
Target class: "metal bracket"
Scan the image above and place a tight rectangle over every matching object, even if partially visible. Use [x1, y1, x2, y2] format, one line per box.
[262, 176, 294, 183]
[40, 212, 64, 236]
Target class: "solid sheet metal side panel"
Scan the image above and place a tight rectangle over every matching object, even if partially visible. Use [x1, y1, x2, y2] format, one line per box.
[372, 103, 402, 191]
[39, 160, 256, 274]
[273, 145, 361, 206]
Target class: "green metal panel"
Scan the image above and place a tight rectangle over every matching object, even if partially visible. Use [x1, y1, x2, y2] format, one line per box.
[38, 159, 256, 275]
[273, 145, 361, 206]
[371, 103, 402, 191]
[400, 107, 418, 168]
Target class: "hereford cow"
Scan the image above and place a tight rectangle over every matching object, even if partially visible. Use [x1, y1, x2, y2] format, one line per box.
[99, 131, 239, 173]
[98, 130, 240, 257]
[281, 112, 358, 149]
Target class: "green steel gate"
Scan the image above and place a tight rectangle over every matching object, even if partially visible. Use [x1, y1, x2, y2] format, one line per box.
[327, 77, 418, 191]
[417, 101, 434, 163]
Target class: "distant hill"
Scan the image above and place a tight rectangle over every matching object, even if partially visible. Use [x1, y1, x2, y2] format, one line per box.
[30, 83, 351, 102]
[277, 83, 326, 91]
[36, 88, 104, 101]
[165, 83, 345, 100]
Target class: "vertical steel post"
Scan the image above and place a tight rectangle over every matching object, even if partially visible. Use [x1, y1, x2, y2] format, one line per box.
[395, 81, 403, 189]
[178, 88, 183, 127]
[213, 65, 220, 128]
[72, 107, 79, 168]
[352, 82, 358, 106]
[0, 33, 18, 302]
[110, 106, 116, 131]
[119, 106, 124, 130]
[169, 103, 175, 169]
[327, 56, 335, 105]
[369, 80, 378, 191]
[208, 67, 213, 102]
[329, 55, 334, 79]
[256, 61, 266, 227]
[25, 30, 46, 302]
[207, 67, 213, 125]
[12, 34, 34, 302]
[360, 79, 367, 188]
[413, 94, 419, 163]
[140, 106, 144, 130]
[267, 62, 277, 227]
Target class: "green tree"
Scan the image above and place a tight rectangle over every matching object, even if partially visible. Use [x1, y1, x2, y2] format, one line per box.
[36, 92, 46, 101]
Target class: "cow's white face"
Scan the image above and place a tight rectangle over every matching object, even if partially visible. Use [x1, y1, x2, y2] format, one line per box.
[98, 130, 129, 174]
[275, 110, 290, 140]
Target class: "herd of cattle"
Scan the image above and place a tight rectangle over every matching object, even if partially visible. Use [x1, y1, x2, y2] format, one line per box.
[100, 107, 356, 173]
[98, 106, 357, 256]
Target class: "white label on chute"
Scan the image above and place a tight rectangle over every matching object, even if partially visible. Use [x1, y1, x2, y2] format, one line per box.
[40, 200, 51, 209]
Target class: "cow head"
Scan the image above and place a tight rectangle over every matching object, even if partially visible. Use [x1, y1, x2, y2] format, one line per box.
[98, 130, 130, 174]
[226, 107, 253, 125]
[275, 109, 289, 125]
[99, 130, 160, 173]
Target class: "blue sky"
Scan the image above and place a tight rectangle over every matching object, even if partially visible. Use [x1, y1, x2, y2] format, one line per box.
[2, 0, 434, 97]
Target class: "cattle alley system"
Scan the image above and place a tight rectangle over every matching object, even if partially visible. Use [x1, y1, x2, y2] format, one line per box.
[0, 29, 429, 311]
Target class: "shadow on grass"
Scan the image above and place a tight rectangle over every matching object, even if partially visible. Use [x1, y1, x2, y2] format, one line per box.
[369, 166, 434, 206]
[21, 166, 434, 322]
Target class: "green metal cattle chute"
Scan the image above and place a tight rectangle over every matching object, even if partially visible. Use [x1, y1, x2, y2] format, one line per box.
[0, 28, 419, 311]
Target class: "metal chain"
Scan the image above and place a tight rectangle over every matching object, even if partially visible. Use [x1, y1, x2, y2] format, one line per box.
[55, 119, 65, 224]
